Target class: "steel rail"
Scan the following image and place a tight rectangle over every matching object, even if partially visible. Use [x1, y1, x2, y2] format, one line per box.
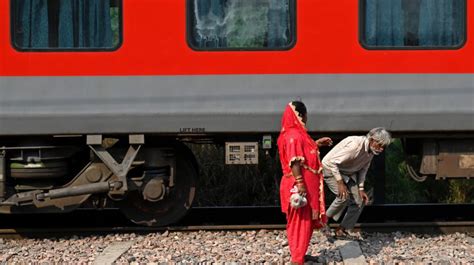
[1, 221, 473, 238]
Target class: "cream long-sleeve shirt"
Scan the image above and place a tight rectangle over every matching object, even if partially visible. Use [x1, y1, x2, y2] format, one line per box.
[321, 136, 373, 188]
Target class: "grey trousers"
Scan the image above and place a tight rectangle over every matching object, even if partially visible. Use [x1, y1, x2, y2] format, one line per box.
[324, 175, 365, 230]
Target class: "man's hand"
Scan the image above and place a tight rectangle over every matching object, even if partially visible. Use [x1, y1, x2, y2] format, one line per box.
[337, 180, 348, 200]
[359, 190, 369, 205]
[316, 137, 333, 147]
[296, 182, 307, 195]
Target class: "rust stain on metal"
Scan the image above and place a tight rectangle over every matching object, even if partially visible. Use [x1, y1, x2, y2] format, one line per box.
[459, 155, 474, 169]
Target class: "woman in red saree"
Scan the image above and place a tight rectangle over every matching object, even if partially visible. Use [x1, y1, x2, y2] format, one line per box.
[277, 101, 331, 264]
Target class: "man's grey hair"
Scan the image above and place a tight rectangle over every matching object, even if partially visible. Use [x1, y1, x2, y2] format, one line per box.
[367, 127, 392, 146]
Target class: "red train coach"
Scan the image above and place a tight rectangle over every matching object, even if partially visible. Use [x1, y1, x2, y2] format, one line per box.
[0, 0, 473, 225]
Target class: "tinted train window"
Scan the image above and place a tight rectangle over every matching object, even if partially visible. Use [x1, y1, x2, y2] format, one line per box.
[187, 0, 296, 50]
[12, 0, 122, 51]
[361, 0, 466, 49]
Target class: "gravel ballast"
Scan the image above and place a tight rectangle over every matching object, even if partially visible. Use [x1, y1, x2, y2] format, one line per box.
[0, 230, 472, 264]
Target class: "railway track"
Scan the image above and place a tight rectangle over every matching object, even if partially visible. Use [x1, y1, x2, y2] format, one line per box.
[1, 221, 473, 237]
[0, 204, 472, 236]
[1, 205, 472, 264]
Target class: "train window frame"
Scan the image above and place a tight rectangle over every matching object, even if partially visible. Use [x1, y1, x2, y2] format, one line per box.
[359, 0, 467, 50]
[186, 0, 297, 51]
[10, 0, 123, 52]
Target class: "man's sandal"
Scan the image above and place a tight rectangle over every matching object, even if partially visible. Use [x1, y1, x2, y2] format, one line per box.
[304, 255, 319, 262]
[334, 228, 350, 238]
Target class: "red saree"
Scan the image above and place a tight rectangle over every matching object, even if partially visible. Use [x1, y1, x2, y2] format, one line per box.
[277, 102, 327, 264]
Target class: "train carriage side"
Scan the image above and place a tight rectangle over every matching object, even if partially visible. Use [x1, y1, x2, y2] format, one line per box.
[0, 0, 472, 225]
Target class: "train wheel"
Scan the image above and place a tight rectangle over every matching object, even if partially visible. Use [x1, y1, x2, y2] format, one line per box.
[118, 144, 197, 226]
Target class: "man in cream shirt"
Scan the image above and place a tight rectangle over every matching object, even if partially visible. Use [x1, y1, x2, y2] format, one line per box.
[322, 127, 392, 236]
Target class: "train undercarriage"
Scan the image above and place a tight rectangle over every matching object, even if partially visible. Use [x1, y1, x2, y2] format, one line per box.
[0, 134, 197, 226]
[0, 134, 472, 226]
[403, 138, 474, 181]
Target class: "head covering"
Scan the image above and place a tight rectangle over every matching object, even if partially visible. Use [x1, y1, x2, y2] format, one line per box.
[279, 102, 306, 135]
[277, 102, 317, 172]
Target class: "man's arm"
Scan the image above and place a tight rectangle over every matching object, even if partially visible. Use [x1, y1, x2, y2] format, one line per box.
[357, 161, 371, 204]
[357, 161, 371, 190]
